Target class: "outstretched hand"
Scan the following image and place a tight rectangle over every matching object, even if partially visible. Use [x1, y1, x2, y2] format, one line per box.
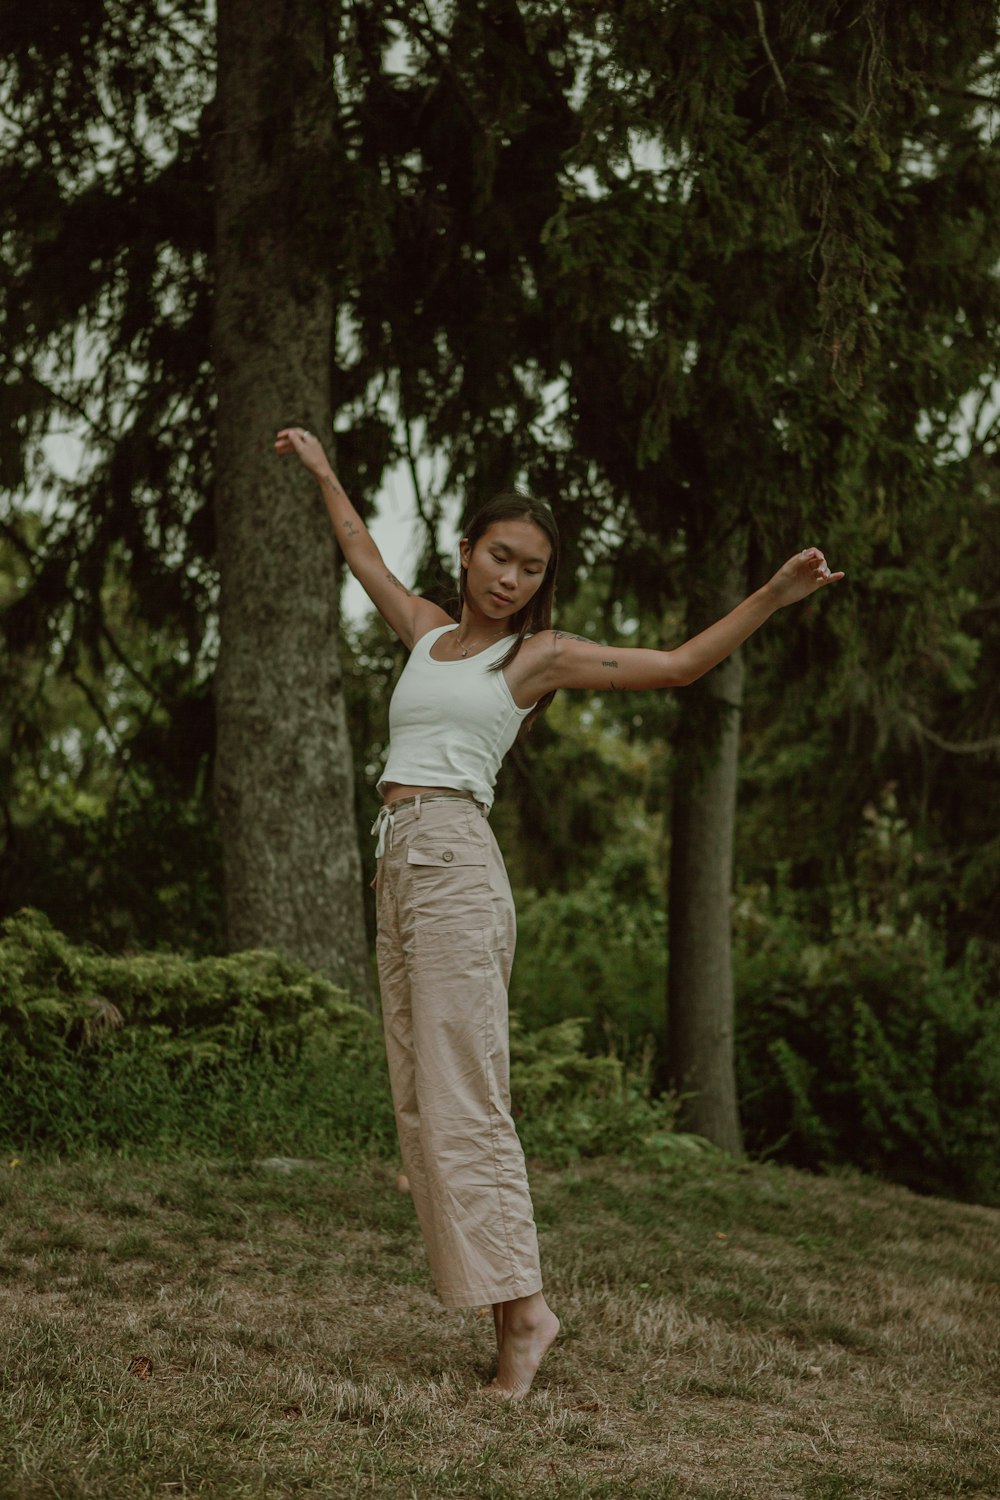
[768, 547, 845, 608]
[274, 426, 331, 478]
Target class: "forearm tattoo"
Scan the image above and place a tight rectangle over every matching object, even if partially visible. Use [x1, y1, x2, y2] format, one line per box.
[554, 630, 595, 644]
[386, 570, 412, 596]
[319, 474, 364, 541]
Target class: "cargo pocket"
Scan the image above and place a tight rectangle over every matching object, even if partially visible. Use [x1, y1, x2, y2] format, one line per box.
[404, 839, 490, 923]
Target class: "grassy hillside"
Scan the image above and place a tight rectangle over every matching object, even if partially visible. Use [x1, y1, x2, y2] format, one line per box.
[1, 1151, 997, 1499]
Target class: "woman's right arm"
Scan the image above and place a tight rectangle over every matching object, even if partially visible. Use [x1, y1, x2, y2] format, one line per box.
[275, 427, 450, 648]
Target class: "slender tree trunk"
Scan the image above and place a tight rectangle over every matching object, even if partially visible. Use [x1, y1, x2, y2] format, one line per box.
[211, 1, 373, 1005]
[666, 535, 746, 1155]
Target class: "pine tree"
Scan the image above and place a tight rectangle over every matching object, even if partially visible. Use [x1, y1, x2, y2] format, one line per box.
[0, 0, 373, 998]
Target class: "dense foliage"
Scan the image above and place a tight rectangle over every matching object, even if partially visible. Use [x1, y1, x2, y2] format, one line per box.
[5, 894, 995, 1203]
[0, 908, 690, 1169]
[509, 790, 1000, 1205]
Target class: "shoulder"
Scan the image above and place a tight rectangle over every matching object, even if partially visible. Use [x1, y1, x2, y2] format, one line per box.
[408, 601, 456, 648]
[512, 629, 569, 670]
[524, 628, 596, 662]
[504, 628, 592, 699]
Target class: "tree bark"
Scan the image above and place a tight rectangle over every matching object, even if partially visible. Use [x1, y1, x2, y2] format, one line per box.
[666, 534, 746, 1155]
[211, 1, 373, 1005]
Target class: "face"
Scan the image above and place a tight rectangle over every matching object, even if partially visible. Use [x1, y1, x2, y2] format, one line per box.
[460, 518, 552, 622]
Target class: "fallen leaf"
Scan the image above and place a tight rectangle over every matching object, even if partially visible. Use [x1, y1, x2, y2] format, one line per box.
[128, 1356, 153, 1380]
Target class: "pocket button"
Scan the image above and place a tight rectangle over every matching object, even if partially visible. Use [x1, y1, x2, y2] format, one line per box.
[442, 850, 454, 862]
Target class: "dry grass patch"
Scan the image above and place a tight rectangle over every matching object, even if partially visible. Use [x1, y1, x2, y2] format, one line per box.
[0, 1153, 997, 1499]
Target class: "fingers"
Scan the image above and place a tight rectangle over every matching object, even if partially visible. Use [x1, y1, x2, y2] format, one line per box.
[274, 426, 319, 458]
[799, 547, 843, 585]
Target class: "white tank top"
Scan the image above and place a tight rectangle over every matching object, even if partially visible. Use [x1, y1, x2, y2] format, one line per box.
[377, 625, 534, 810]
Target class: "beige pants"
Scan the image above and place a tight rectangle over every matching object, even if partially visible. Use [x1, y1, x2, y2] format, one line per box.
[373, 795, 543, 1309]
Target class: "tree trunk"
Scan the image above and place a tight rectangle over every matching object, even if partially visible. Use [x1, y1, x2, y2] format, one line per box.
[211, 1, 373, 1005]
[666, 536, 746, 1155]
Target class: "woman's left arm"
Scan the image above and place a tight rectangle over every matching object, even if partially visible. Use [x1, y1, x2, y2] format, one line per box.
[531, 548, 844, 696]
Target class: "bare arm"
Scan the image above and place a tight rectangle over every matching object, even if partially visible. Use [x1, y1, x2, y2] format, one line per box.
[518, 549, 844, 697]
[275, 427, 449, 647]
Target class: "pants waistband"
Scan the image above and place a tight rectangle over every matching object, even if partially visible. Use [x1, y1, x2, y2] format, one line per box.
[371, 791, 484, 859]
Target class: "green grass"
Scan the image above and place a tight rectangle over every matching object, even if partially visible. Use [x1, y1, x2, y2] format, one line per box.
[0, 1151, 997, 1499]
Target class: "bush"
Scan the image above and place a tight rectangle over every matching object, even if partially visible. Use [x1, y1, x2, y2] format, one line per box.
[509, 878, 666, 1049]
[510, 1015, 696, 1166]
[0, 908, 395, 1159]
[734, 889, 1000, 1205]
[1, 909, 694, 1169]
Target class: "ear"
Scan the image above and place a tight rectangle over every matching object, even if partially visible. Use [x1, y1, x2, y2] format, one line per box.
[459, 537, 471, 570]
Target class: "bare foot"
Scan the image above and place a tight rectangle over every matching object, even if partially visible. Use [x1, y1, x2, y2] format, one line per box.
[486, 1294, 559, 1399]
[492, 1302, 504, 1354]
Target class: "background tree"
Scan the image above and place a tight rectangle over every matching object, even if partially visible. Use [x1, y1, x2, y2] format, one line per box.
[507, 0, 1000, 1146]
[211, 0, 370, 998]
[1, 0, 222, 950]
[0, 0, 375, 997]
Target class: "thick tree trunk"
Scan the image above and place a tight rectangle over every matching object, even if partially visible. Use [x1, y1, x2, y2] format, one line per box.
[211, 2, 372, 1005]
[666, 536, 746, 1155]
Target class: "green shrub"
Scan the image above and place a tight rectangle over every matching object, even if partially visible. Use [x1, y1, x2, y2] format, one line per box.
[510, 878, 666, 1049]
[510, 1015, 692, 1166]
[1, 909, 694, 1169]
[734, 792, 1000, 1205]
[734, 891, 1000, 1205]
[0, 908, 395, 1158]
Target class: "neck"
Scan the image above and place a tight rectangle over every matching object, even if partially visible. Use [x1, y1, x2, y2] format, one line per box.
[453, 612, 512, 656]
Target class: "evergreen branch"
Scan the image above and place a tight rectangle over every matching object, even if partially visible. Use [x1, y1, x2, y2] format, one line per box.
[930, 87, 998, 105]
[400, 401, 452, 591]
[97, 619, 159, 701]
[753, 2, 787, 99]
[906, 715, 1000, 757]
[382, 1, 485, 132]
[68, 668, 123, 754]
[21, 373, 104, 438]
[402, 410, 438, 550]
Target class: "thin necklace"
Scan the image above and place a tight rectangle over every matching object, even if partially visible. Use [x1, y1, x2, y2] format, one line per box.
[455, 624, 506, 657]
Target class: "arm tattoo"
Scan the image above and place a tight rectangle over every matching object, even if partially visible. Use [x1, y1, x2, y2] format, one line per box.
[342, 518, 360, 538]
[554, 630, 595, 644]
[385, 570, 412, 596]
[321, 475, 347, 501]
[601, 659, 619, 668]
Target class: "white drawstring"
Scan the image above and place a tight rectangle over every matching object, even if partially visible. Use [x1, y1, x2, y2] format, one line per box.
[371, 804, 396, 860]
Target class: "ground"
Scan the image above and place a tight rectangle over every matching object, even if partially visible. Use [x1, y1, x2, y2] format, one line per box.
[1, 1151, 997, 1499]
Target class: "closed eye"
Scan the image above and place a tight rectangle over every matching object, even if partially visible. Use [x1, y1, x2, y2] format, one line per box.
[491, 549, 543, 576]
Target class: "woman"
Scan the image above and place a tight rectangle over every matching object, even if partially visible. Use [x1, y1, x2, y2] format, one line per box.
[275, 425, 843, 1397]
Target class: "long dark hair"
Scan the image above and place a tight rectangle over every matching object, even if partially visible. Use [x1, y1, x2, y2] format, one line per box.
[458, 490, 560, 726]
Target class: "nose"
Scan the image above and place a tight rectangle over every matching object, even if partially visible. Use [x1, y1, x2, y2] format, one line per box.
[498, 561, 518, 590]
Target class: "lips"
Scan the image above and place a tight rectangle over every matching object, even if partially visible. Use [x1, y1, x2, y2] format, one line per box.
[490, 592, 513, 606]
